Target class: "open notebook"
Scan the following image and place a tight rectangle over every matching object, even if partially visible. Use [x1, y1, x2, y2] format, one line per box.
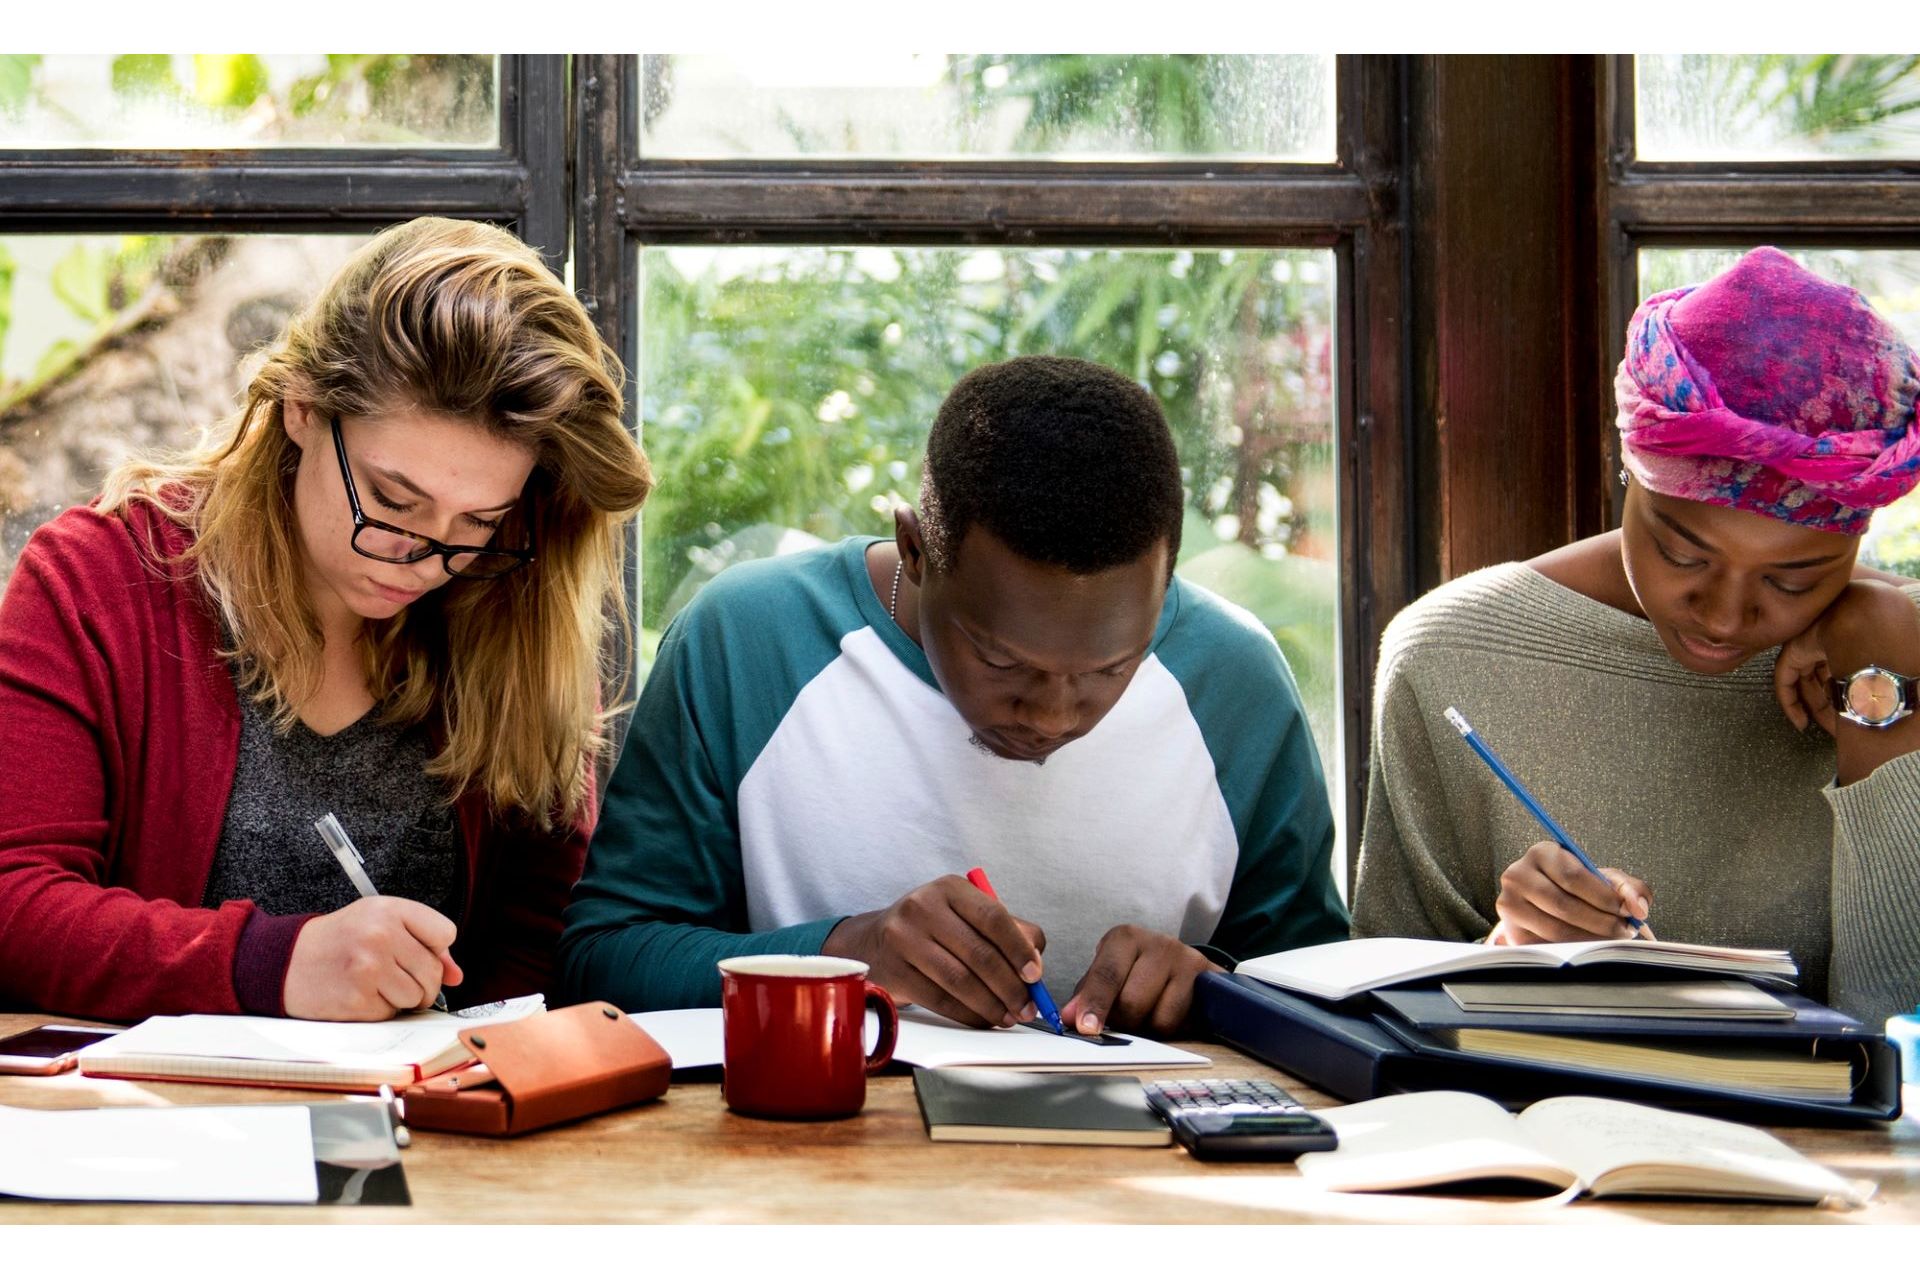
[1295, 1092, 1871, 1206]
[1237, 936, 1798, 1003]
[78, 995, 544, 1091]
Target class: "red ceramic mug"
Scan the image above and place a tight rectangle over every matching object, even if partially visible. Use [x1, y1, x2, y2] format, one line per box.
[718, 955, 899, 1119]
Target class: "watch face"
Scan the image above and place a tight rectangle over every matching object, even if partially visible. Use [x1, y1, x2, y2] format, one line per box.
[1847, 669, 1904, 723]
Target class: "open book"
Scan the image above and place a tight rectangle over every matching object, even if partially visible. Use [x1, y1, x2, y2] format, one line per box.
[1295, 1092, 1871, 1206]
[78, 995, 544, 1091]
[1238, 937, 1797, 1003]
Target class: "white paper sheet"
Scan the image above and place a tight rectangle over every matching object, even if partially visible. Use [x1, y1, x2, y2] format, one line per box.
[627, 1007, 732, 1069]
[630, 1006, 1208, 1070]
[0, 1104, 318, 1203]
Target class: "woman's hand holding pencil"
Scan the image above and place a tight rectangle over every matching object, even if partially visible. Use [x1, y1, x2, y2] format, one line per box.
[1442, 706, 1656, 945]
[1491, 842, 1656, 945]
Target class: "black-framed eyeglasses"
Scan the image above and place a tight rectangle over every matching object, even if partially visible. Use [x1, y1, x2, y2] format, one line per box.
[331, 415, 534, 580]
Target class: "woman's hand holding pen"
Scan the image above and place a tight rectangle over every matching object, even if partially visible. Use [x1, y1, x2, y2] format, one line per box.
[821, 874, 1047, 1029]
[283, 897, 464, 1021]
[1491, 842, 1654, 945]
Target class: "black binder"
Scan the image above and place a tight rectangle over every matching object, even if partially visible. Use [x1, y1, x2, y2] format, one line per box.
[1196, 971, 1903, 1126]
[1371, 984, 1863, 1040]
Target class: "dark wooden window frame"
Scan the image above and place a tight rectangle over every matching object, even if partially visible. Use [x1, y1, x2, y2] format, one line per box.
[1595, 54, 1920, 524]
[572, 54, 1418, 872]
[0, 54, 1424, 879]
[0, 56, 570, 271]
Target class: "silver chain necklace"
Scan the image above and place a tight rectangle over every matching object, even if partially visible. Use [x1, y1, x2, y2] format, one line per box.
[888, 560, 903, 622]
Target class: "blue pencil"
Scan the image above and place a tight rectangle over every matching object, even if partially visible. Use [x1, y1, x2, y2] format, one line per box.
[1442, 706, 1646, 934]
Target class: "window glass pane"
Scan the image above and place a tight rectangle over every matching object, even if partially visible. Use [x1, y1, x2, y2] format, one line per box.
[639, 245, 1344, 875]
[0, 56, 498, 149]
[639, 55, 1335, 161]
[0, 233, 367, 581]
[1636, 247, 1920, 572]
[1636, 55, 1920, 161]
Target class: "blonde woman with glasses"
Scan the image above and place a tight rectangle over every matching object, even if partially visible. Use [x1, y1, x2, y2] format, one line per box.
[0, 217, 652, 1022]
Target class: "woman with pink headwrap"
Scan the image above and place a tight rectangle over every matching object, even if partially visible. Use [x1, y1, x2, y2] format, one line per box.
[1353, 247, 1920, 1025]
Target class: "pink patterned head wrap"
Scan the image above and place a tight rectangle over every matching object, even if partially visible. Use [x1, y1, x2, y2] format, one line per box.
[1616, 246, 1920, 534]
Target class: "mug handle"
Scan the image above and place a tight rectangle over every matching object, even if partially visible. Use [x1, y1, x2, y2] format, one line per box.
[863, 981, 899, 1073]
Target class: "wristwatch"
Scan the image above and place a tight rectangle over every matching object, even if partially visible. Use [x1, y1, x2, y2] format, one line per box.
[1828, 664, 1920, 728]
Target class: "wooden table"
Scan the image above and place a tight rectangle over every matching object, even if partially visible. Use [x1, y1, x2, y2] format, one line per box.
[1, 1012, 1914, 1224]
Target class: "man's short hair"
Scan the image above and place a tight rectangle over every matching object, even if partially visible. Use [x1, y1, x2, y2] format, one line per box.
[919, 355, 1184, 577]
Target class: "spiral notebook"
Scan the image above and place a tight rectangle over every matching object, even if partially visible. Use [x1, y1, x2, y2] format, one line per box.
[78, 995, 543, 1092]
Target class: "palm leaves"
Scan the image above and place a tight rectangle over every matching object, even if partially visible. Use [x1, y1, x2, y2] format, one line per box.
[1642, 54, 1920, 158]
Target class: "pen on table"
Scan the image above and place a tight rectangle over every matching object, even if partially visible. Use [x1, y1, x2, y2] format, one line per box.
[964, 866, 1067, 1035]
[313, 811, 452, 1014]
[1441, 707, 1648, 935]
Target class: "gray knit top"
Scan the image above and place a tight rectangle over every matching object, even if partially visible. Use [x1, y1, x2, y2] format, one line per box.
[202, 688, 460, 923]
[1351, 561, 1920, 1026]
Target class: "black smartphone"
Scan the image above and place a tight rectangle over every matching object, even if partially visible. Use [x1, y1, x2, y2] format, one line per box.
[0, 1024, 119, 1076]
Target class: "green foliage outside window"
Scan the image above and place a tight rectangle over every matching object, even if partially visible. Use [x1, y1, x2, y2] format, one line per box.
[0, 53, 495, 148]
[638, 244, 1341, 750]
[1638, 54, 1920, 159]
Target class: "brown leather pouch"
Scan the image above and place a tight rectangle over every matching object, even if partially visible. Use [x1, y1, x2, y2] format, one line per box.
[401, 1002, 671, 1137]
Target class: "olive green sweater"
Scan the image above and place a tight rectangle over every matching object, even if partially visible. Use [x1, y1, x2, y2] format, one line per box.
[1352, 562, 1920, 1027]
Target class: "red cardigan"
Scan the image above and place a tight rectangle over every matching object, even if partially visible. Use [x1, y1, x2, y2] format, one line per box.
[0, 501, 592, 1021]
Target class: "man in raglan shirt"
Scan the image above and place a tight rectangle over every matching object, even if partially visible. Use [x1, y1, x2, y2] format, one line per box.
[559, 355, 1347, 1036]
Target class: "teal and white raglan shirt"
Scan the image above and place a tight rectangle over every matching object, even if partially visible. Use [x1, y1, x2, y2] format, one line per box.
[559, 537, 1348, 1011]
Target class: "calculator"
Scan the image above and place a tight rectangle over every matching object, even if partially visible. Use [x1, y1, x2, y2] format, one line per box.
[1143, 1078, 1339, 1161]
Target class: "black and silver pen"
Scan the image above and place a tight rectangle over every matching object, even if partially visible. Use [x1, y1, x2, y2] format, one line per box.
[313, 811, 453, 1014]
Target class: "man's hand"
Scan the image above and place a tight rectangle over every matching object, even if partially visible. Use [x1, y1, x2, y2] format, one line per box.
[283, 897, 463, 1021]
[1058, 925, 1222, 1038]
[822, 875, 1046, 1028]
[1492, 842, 1651, 945]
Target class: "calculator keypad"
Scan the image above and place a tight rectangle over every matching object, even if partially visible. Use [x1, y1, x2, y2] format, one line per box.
[1144, 1078, 1308, 1117]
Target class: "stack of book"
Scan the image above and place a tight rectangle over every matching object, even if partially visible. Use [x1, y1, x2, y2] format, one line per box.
[1200, 937, 1900, 1123]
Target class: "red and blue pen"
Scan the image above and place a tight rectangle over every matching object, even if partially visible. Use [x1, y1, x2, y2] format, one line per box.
[965, 866, 1067, 1035]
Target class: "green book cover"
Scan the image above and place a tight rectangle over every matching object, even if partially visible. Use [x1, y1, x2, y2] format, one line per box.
[912, 1067, 1172, 1146]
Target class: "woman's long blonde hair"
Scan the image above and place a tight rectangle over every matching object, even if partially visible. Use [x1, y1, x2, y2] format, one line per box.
[98, 217, 653, 827]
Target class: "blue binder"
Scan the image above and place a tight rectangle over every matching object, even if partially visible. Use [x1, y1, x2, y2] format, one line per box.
[1196, 971, 1903, 1126]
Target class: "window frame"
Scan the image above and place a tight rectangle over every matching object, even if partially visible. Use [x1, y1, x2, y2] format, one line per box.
[0, 54, 1423, 882]
[0, 56, 569, 270]
[1596, 54, 1920, 523]
[572, 54, 1418, 875]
